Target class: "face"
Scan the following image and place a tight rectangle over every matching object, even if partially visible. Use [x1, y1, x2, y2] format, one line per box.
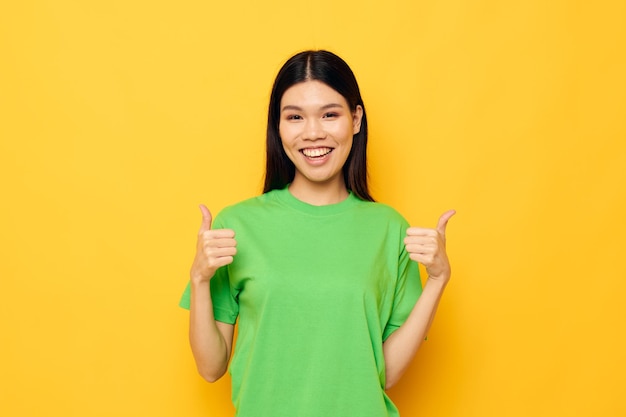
[279, 80, 363, 192]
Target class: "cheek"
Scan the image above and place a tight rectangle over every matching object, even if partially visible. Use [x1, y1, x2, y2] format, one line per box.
[278, 127, 295, 160]
[331, 120, 354, 139]
[279, 123, 300, 146]
[278, 122, 289, 142]
[344, 139, 355, 156]
[278, 127, 288, 149]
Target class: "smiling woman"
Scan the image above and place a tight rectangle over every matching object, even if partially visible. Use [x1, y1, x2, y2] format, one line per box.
[278, 80, 363, 205]
[179, 50, 455, 417]
[264, 50, 373, 203]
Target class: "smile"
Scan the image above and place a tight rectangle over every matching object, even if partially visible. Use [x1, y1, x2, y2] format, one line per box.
[301, 147, 333, 158]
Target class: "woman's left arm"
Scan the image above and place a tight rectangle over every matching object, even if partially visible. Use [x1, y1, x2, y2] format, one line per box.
[382, 210, 456, 390]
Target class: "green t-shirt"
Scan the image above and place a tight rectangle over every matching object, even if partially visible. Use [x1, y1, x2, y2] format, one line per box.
[180, 187, 422, 417]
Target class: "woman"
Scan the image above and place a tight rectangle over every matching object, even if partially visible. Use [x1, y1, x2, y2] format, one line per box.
[180, 50, 455, 417]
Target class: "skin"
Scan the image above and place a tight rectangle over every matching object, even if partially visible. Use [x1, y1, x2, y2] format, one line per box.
[278, 80, 363, 206]
[188, 205, 236, 382]
[383, 209, 455, 388]
[187, 80, 455, 389]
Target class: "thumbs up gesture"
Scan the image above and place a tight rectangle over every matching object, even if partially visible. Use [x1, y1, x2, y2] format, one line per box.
[190, 204, 237, 284]
[404, 210, 455, 282]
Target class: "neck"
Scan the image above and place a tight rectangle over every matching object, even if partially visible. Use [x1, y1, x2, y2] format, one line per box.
[288, 178, 349, 206]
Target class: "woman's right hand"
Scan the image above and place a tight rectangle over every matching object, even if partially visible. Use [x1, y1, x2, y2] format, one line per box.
[190, 204, 237, 284]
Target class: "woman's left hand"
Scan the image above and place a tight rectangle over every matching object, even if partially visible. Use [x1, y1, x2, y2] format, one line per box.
[404, 210, 456, 282]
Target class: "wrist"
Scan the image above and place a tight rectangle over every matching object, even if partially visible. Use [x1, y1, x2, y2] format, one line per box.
[190, 262, 216, 284]
[190, 271, 212, 286]
[426, 273, 450, 288]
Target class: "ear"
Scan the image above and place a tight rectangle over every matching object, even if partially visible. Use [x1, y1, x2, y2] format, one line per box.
[352, 105, 364, 134]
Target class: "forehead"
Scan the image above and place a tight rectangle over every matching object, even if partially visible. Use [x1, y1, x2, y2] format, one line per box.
[280, 80, 349, 109]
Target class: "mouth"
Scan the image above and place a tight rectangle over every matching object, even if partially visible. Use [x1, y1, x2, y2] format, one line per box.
[300, 147, 333, 159]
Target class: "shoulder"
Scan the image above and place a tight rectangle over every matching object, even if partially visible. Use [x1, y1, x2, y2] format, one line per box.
[213, 190, 283, 223]
[352, 199, 410, 228]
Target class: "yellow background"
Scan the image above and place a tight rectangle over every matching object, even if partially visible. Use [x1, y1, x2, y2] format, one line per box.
[1, 1, 624, 416]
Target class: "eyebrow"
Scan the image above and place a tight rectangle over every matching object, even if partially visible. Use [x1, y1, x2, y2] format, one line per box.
[281, 103, 344, 112]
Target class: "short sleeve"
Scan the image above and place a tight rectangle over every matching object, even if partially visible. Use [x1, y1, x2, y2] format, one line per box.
[382, 241, 423, 341]
[178, 265, 239, 324]
[178, 214, 240, 324]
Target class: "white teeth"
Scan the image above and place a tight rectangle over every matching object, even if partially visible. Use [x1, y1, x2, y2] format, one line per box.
[302, 148, 332, 158]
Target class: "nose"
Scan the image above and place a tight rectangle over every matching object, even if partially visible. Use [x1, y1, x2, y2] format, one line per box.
[302, 118, 325, 141]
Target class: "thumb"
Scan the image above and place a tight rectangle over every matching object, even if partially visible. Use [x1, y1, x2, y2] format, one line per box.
[198, 204, 212, 232]
[436, 209, 456, 240]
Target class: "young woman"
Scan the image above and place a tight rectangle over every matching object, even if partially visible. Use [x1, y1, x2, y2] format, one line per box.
[180, 50, 455, 417]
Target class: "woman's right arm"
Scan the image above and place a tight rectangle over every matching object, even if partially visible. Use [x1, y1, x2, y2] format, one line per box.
[188, 204, 237, 382]
[189, 281, 234, 382]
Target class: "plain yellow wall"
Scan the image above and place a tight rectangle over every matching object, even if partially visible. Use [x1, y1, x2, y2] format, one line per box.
[1, 1, 625, 416]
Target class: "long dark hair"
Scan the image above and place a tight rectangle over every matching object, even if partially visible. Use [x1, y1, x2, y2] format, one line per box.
[263, 50, 374, 202]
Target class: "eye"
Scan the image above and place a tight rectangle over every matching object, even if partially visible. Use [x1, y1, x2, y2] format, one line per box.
[286, 114, 302, 121]
[323, 112, 339, 119]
